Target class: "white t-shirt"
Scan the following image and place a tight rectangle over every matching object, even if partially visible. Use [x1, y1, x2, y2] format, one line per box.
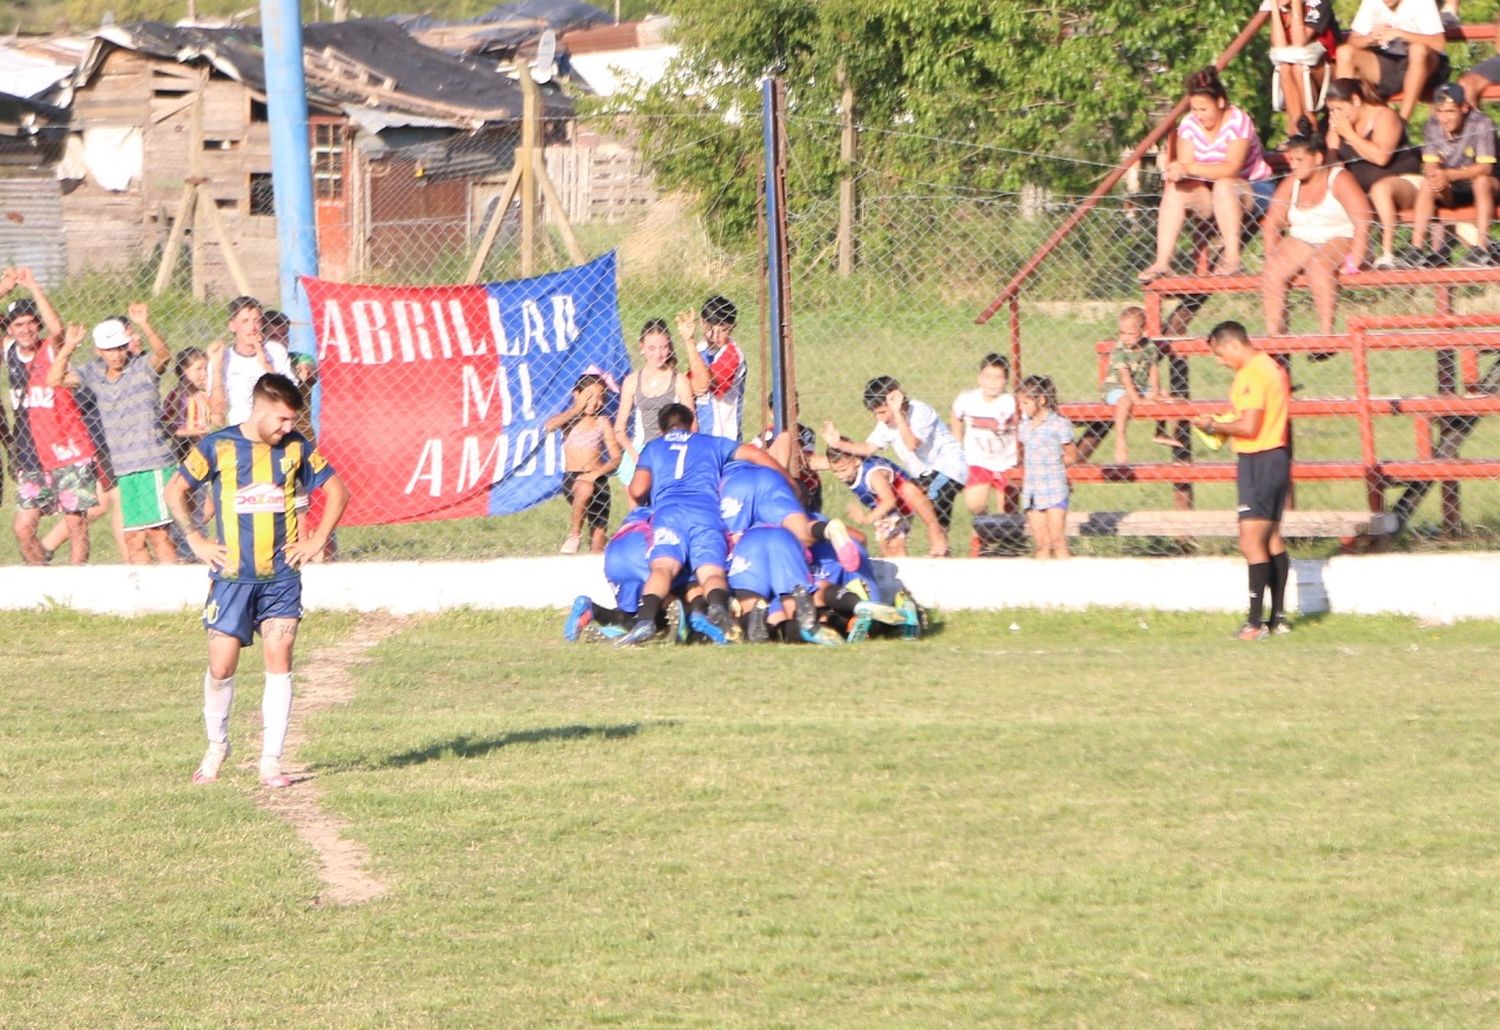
[223, 341, 293, 425]
[866, 398, 968, 483]
[950, 388, 1018, 472]
[1350, 0, 1443, 55]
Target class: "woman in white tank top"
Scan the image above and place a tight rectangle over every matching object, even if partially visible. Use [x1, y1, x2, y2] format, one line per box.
[1261, 129, 1373, 337]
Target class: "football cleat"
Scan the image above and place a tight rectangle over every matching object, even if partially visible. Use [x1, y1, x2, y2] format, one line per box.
[191, 742, 229, 784]
[688, 611, 729, 646]
[1268, 619, 1293, 636]
[664, 598, 689, 644]
[845, 611, 873, 644]
[824, 518, 861, 573]
[744, 603, 770, 644]
[615, 619, 659, 647]
[563, 595, 593, 642]
[791, 586, 841, 646]
[1235, 622, 1270, 642]
[895, 592, 922, 640]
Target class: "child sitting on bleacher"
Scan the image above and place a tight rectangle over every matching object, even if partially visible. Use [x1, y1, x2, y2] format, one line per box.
[1099, 306, 1167, 465]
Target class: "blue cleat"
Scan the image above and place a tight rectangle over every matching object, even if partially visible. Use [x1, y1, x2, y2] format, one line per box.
[563, 595, 593, 642]
[615, 619, 659, 647]
[689, 610, 729, 646]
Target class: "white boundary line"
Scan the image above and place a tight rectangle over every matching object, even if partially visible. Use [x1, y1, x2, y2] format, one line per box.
[2, 553, 1498, 623]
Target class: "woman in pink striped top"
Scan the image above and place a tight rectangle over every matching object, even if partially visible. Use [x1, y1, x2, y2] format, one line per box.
[1139, 67, 1277, 282]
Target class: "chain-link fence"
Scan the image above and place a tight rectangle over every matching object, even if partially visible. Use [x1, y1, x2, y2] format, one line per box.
[5, 106, 1500, 566]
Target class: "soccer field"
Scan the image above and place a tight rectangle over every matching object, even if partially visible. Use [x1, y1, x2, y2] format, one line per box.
[5, 607, 1500, 1024]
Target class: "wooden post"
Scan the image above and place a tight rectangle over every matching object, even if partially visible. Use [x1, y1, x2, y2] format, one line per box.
[532, 151, 586, 266]
[465, 64, 588, 281]
[836, 63, 855, 278]
[152, 186, 197, 296]
[464, 165, 523, 284]
[198, 184, 254, 297]
[519, 63, 539, 277]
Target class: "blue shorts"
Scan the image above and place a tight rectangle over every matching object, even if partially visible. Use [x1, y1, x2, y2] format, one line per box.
[202, 577, 303, 646]
[605, 522, 651, 613]
[1250, 178, 1276, 218]
[728, 526, 811, 599]
[648, 506, 729, 573]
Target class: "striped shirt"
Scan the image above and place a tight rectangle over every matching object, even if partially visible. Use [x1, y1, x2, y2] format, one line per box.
[74, 355, 174, 475]
[177, 426, 335, 582]
[1177, 106, 1272, 182]
[693, 338, 746, 440]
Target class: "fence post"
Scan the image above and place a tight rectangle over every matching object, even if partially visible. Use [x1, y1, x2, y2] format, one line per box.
[837, 63, 856, 278]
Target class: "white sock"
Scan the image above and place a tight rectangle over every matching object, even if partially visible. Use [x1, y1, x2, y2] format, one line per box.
[261, 672, 293, 763]
[203, 672, 235, 745]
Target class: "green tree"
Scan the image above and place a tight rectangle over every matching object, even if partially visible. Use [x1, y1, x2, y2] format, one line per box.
[596, 0, 1276, 244]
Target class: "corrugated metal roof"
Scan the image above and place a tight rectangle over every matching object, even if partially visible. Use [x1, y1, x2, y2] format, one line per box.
[0, 177, 66, 288]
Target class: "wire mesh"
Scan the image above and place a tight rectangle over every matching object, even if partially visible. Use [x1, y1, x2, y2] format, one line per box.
[4, 112, 1499, 566]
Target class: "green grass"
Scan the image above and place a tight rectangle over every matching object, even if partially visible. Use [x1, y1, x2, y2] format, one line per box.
[5, 607, 1500, 1024]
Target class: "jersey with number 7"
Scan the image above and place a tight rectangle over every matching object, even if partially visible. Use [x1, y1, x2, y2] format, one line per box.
[636, 428, 740, 515]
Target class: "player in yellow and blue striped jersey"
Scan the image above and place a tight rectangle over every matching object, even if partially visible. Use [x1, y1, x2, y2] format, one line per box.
[164, 373, 349, 789]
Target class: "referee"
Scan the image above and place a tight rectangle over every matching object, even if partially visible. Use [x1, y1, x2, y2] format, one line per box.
[1193, 321, 1292, 640]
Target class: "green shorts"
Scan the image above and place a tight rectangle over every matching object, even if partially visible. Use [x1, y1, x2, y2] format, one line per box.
[118, 467, 173, 530]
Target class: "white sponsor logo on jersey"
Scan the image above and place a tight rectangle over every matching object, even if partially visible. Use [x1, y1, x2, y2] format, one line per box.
[235, 482, 285, 514]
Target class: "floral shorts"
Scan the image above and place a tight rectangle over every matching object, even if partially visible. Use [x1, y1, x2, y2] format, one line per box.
[16, 461, 99, 514]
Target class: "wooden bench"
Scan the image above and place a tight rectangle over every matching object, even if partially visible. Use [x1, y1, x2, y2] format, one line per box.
[971, 508, 1398, 554]
[1140, 266, 1500, 337]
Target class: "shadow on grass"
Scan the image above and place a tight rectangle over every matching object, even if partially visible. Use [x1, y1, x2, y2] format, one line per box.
[364, 721, 667, 770]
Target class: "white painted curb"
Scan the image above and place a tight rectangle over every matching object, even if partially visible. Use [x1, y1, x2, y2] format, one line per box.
[1, 554, 1497, 623]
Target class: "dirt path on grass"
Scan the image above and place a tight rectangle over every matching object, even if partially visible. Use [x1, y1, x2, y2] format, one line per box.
[251, 612, 411, 906]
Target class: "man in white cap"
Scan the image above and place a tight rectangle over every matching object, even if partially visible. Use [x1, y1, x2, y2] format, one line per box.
[48, 305, 178, 563]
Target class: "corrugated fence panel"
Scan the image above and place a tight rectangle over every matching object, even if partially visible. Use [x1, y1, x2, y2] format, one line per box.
[0, 177, 68, 288]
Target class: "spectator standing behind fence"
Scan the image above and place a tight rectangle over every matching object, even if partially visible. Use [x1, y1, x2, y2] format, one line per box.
[2, 271, 99, 565]
[546, 373, 621, 555]
[613, 318, 693, 497]
[1096, 308, 1168, 466]
[1266, 0, 1339, 138]
[949, 353, 1017, 524]
[1336, 0, 1448, 124]
[1137, 67, 1275, 283]
[210, 296, 293, 427]
[679, 295, 746, 441]
[1016, 376, 1078, 560]
[1261, 128, 1372, 341]
[1384, 83, 1498, 269]
[822, 377, 966, 557]
[48, 308, 179, 564]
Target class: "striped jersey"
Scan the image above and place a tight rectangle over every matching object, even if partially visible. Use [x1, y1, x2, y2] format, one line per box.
[177, 426, 335, 582]
[1176, 106, 1272, 182]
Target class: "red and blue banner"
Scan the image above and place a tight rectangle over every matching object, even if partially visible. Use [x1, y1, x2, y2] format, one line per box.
[303, 251, 628, 526]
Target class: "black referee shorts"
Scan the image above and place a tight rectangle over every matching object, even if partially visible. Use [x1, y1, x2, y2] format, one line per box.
[1236, 447, 1289, 522]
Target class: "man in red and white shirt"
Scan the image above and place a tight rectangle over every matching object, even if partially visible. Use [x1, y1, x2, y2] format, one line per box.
[679, 295, 746, 441]
[2, 268, 99, 564]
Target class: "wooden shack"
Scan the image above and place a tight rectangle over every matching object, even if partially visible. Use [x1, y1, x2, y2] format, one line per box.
[62, 20, 572, 299]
